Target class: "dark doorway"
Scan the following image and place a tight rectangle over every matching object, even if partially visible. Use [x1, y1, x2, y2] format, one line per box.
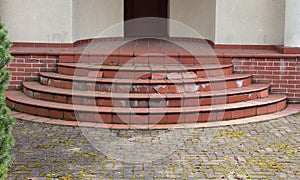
[124, 0, 168, 37]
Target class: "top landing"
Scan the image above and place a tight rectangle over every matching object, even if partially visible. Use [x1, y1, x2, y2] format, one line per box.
[10, 38, 298, 60]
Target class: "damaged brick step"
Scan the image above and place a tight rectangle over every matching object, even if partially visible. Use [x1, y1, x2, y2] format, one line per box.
[39, 72, 252, 93]
[6, 91, 287, 124]
[23, 81, 270, 107]
[59, 54, 231, 65]
[57, 63, 233, 78]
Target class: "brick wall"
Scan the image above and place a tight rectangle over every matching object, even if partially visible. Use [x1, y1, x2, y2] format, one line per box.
[6, 55, 58, 90]
[232, 57, 300, 103]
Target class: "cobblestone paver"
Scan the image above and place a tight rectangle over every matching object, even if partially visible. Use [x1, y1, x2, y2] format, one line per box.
[8, 113, 300, 179]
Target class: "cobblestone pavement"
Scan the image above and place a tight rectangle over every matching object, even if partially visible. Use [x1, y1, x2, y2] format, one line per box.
[8, 113, 300, 179]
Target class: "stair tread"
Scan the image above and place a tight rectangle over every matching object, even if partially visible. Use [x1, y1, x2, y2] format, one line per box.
[24, 81, 270, 99]
[7, 91, 287, 114]
[40, 72, 252, 84]
[57, 63, 233, 71]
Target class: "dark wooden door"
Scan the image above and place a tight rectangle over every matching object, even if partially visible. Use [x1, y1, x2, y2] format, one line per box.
[124, 0, 168, 37]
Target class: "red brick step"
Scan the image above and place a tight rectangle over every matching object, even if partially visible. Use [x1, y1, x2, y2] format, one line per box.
[57, 63, 233, 78]
[6, 91, 287, 124]
[23, 81, 270, 107]
[39, 72, 252, 93]
[59, 53, 230, 65]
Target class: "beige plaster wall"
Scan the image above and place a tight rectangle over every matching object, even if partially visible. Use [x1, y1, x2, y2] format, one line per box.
[215, 0, 285, 45]
[284, 0, 300, 47]
[0, 0, 73, 43]
[169, 0, 216, 41]
[73, 0, 124, 41]
[0, 0, 289, 45]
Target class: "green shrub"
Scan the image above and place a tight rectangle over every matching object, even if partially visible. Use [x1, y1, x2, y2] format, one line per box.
[0, 18, 15, 179]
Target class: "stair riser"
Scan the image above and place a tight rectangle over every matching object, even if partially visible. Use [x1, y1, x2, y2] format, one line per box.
[57, 66, 233, 79]
[39, 76, 252, 93]
[60, 55, 231, 65]
[23, 86, 269, 107]
[6, 99, 286, 124]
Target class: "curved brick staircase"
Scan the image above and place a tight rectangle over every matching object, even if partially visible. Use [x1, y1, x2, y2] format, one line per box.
[6, 39, 287, 125]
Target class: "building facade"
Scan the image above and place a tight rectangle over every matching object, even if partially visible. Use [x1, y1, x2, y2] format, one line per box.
[1, 0, 300, 125]
[0, 0, 299, 48]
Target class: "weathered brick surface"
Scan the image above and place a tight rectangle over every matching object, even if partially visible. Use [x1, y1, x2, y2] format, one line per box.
[6, 55, 58, 90]
[232, 57, 300, 102]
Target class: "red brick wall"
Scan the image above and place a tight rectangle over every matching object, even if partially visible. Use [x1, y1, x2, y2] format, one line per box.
[232, 57, 300, 103]
[6, 55, 58, 90]
[5, 52, 300, 103]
